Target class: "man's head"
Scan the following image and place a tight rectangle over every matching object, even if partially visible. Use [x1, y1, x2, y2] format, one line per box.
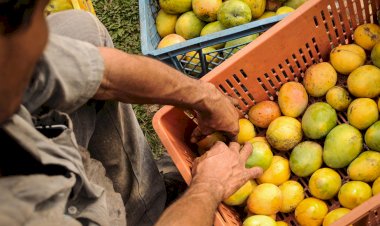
[0, 0, 49, 124]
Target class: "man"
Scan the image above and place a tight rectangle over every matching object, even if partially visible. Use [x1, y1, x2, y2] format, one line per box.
[0, 0, 263, 225]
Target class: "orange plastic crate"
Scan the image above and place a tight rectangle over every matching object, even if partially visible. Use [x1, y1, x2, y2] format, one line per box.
[153, 0, 380, 225]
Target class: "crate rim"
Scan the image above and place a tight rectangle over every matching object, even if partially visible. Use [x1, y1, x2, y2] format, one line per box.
[139, 0, 289, 60]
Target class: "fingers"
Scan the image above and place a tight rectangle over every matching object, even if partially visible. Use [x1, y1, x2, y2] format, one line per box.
[239, 142, 253, 162]
[245, 167, 264, 180]
[229, 142, 240, 153]
[226, 96, 240, 106]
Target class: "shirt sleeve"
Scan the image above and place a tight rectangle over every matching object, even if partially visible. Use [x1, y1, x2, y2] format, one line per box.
[23, 33, 104, 114]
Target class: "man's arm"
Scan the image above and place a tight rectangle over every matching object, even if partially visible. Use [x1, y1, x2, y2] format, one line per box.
[95, 47, 239, 140]
[155, 142, 263, 226]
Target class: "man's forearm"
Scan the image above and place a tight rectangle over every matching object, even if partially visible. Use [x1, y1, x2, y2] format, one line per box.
[155, 182, 223, 226]
[95, 47, 215, 112]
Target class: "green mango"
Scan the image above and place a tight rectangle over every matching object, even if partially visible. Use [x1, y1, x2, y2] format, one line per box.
[347, 151, 380, 182]
[302, 102, 337, 139]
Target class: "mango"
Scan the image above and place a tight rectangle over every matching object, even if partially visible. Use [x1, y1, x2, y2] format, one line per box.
[323, 124, 363, 169]
[323, 208, 351, 226]
[242, 0, 266, 19]
[276, 6, 295, 15]
[371, 43, 380, 68]
[347, 65, 380, 98]
[243, 215, 277, 226]
[237, 118, 256, 144]
[157, 34, 185, 49]
[365, 121, 380, 152]
[303, 62, 337, 97]
[348, 151, 380, 182]
[338, 181, 372, 209]
[347, 98, 378, 130]
[353, 23, 380, 50]
[295, 198, 328, 226]
[279, 180, 305, 213]
[217, 0, 252, 28]
[247, 183, 282, 215]
[330, 44, 366, 75]
[196, 132, 226, 154]
[284, 0, 307, 9]
[245, 141, 273, 170]
[224, 180, 257, 206]
[193, 0, 222, 22]
[257, 11, 276, 19]
[372, 177, 380, 195]
[159, 0, 192, 14]
[278, 82, 308, 118]
[156, 10, 178, 38]
[224, 34, 259, 57]
[200, 21, 225, 49]
[326, 86, 352, 111]
[266, 116, 303, 151]
[175, 11, 206, 40]
[258, 156, 291, 185]
[248, 100, 281, 128]
[290, 141, 323, 177]
[309, 168, 342, 200]
[302, 102, 337, 139]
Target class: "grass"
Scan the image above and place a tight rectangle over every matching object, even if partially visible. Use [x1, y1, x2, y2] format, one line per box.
[93, 0, 165, 158]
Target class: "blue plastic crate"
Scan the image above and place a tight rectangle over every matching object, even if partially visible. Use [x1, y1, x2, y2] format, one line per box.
[139, 0, 289, 78]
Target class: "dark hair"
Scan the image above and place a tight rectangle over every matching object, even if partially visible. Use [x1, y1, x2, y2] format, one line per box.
[0, 0, 38, 34]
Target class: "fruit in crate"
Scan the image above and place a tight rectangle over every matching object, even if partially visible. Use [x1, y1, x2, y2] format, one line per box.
[276, 6, 295, 15]
[353, 23, 380, 50]
[347, 65, 380, 98]
[284, 0, 307, 9]
[248, 136, 269, 144]
[308, 168, 342, 200]
[329, 44, 366, 75]
[371, 43, 380, 68]
[278, 82, 308, 118]
[338, 181, 372, 209]
[257, 156, 290, 185]
[45, 0, 73, 14]
[295, 198, 328, 226]
[301, 102, 337, 139]
[237, 118, 256, 144]
[248, 100, 281, 128]
[325, 86, 352, 111]
[196, 132, 226, 154]
[159, 0, 192, 14]
[322, 208, 351, 226]
[365, 121, 380, 152]
[185, 47, 220, 74]
[258, 11, 277, 19]
[372, 177, 380, 195]
[242, 0, 266, 19]
[217, 0, 252, 28]
[192, 0, 222, 22]
[156, 10, 178, 38]
[279, 180, 305, 213]
[276, 221, 288, 226]
[323, 124, 363, 169]
[224, 180, 257, 206]
[247, 183, 283, 215]
[289, 141, 323, 177]
[347, 98, 378, 130]
[266, 116, 302, 151]
[175, 11, 206, 40]
[224, 34, 260, 56]
[347, 151, 380, 182]
[243, 215, 277, 226]
[303, 62, 337, 97]
[157, 34, 186, 49]
[200, 21, 226, 49]
[245, 141, 273, 170]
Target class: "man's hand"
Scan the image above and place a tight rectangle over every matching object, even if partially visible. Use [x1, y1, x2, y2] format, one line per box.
[190, 82, 240, 143]
[191, 141, 263, 202]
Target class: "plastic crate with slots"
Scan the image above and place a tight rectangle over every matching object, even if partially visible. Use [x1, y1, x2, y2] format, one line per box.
[138, 0, 290, 78]
[153, 0, 380, 225]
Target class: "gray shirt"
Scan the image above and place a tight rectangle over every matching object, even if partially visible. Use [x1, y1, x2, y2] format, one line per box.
[0, 34, 126, 226]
